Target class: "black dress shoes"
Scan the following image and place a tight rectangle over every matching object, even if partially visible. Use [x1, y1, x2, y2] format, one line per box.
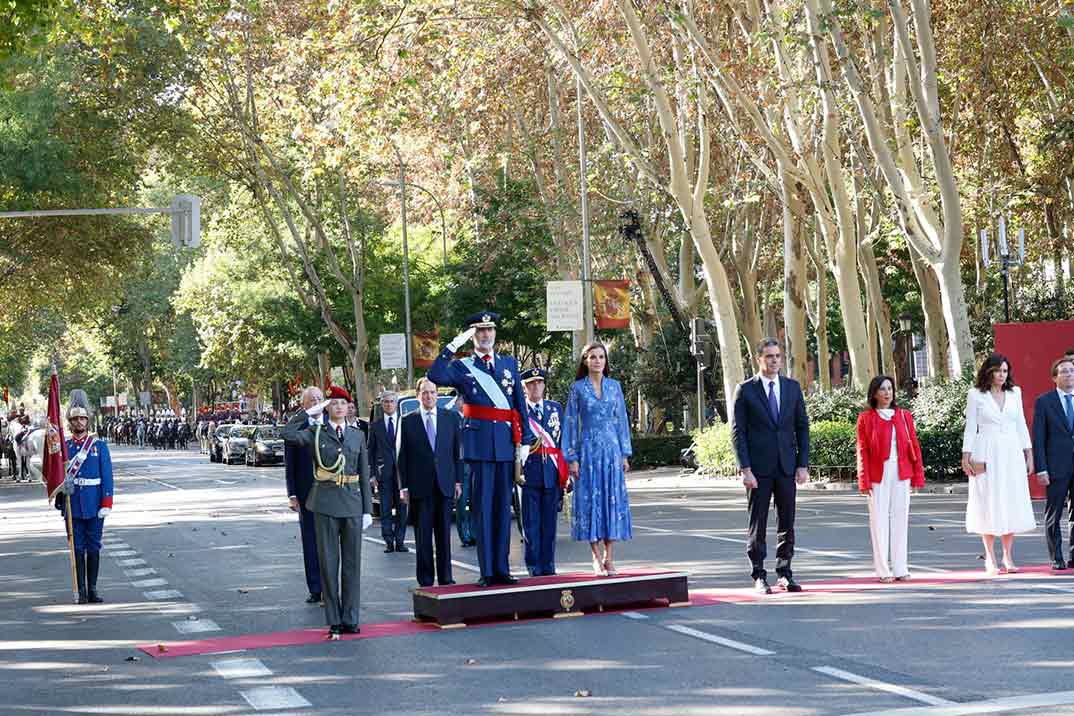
[754, 577, 772, 594]
[305, 592, 322, 604]
[328, 624, 342, 635]
[340, 624, 360, 634]
[476, 577, 493, 587]
[495, 575, 519, 585]
[1067, 559, 1074, 569]
[395, 544, 410, 553]
[384, 544, 395, 553]
[777, 575, 803, 592]
[1054, 559, 1067, 570]
[441, 580, 457, 585]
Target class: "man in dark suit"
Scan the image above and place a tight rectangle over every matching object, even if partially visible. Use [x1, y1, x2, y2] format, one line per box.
[283, 385, 372, 636]
[368, 390, 409, 553]
[285, 386, 324, 604]
[398, 378, 463, 587]
[1033, 356, 1074, 569]
[731, 337, 811, 594]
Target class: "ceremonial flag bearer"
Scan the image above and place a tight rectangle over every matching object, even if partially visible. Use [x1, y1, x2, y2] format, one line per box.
[55, 389, 114, 604]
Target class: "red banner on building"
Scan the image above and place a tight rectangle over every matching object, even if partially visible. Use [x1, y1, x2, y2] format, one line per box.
[413, 330, 441, 369]
[594, 280, 631, 329]
[43, 368, 68, 502]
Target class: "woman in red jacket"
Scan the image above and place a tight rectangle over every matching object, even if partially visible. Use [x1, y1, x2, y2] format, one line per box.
[857, 375, 926, 583]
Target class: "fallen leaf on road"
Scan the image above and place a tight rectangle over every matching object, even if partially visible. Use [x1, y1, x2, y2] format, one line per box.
[157, 644, 167, 653]
[124, 656, 139, 662]
[238, 588, 249, 594]
[465, 658, 478, 665]
[574, 690, 592, 698]
[928, 526, 935, 531]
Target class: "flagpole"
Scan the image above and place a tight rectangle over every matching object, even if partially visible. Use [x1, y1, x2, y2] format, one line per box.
[64, 493, 78, 603]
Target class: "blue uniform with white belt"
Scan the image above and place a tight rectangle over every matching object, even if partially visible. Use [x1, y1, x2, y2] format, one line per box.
[61, 436, 114, 552]
[521, 398, 563, 576]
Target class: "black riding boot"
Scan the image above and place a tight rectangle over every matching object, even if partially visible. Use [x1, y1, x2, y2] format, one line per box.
[75, 550, 88, 604]
[86, 552, 103, 603]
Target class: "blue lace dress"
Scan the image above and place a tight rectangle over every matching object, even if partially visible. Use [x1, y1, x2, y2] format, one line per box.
[563, 376, 633, 542]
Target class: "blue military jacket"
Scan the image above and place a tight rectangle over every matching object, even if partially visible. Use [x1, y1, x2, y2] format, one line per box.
[66, 437, 114, 519]
[522, 399, 563, 490]
[428, 347, 535, 463]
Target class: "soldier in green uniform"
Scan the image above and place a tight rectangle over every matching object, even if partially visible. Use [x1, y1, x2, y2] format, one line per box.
[283, 386, 372, 636]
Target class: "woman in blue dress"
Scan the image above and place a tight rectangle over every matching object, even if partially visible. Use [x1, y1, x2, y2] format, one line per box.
[563, 342, 633, 576]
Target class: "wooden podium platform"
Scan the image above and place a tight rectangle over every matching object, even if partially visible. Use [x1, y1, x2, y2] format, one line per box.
[411, 571, 689, 628]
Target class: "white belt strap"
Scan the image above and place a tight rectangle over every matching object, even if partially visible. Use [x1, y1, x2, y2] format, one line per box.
[73, 478, 101, 486]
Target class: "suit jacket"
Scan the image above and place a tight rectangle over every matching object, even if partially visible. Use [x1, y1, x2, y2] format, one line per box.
[427, 347, 534, 462]
[283, 412, 372, 518]
[731, 375, 810, 477]
[397, 408, 463, 499]
[522, 399, 563, 490]
[367, 415, 400, 484]
[284, 414, 320, 503]
[1033, 390, 1074, 481]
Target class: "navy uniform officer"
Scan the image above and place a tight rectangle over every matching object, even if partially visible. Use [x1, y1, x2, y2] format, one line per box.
[519, 368, 567, 576]
[428, 311, 535, 586]
[56, 389, 114, 604]
[283, 385, 373, 636]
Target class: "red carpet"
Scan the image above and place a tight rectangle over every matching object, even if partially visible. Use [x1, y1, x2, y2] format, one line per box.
[138, 564, 1073, 659]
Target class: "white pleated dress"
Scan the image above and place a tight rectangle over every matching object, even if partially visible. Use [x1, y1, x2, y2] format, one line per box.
[961, 387, 1036, 535]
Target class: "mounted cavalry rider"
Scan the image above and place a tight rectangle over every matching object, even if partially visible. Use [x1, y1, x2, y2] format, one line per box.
[428, 311, 534, 587]
[55, 389, 114, 604]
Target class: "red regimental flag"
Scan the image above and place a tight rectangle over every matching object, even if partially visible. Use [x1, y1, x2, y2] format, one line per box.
[43, 369, 68, 502]
[594, 280, 631, 329]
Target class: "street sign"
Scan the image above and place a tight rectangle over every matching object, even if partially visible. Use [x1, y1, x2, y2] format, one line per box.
[546, 281, 584, 331]
[379, 333, 407, 370]
[170, 194, 201, 249]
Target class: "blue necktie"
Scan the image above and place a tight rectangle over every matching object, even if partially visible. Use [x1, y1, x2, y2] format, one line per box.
[1064, 394, 1074, 433]
[425, 413, 436, 450]
[386, 416, 395, 443]
[767, 380, 779, 424]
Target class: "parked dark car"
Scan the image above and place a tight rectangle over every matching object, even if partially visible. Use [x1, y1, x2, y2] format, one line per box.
[246, 425, 284, 466]
[209, 423, 236, 463]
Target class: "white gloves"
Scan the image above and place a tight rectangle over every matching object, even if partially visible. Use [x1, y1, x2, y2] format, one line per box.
[361, 513, 373, 531]
[447, 327, 477, 353]
[98, 507, 111, 518]
[306, 400, 330, 417]
[516, 445, 530, 464]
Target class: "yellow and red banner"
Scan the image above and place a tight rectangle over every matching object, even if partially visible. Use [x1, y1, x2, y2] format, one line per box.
[413, 330, 440, 369]
[594, 280, 631, 329]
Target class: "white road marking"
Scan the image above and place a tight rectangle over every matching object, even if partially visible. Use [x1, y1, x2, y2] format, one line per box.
[664, 624, 775, 656]
[132, 578, 168, 588]
[240, 686, 311, 710]
[124, 568, 157, 577]
[107, 543, 131, 550]
[110, 550, 138, 558]
[172, 619, 221, 634]
[621, 611, 650, 620]
[212, 657, 272, 679]
[360, 535, 482, 573]
[157, 602, 202, 616]
[812, 666, 955, 706]
[143, 589, 184, 600]
[842, 689, 1074, 716]
[117, 558, 146, 567]
[145, 477, 182, 490]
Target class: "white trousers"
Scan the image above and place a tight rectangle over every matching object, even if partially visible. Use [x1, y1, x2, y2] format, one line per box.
[867, 462, 911, 578]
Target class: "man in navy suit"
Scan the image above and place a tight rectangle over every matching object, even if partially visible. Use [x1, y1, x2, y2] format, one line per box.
[398, 379, 463, 587]
[428, 311, 535, 586]
[1033, 356, 1074, 569]
[285, 386, 324, 604]
[368, 391, 408, 553]
[731, 337, 811, 594]
[519, 368, 566, 576]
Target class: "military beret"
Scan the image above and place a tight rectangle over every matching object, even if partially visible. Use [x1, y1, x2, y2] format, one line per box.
[327, 386, 352, 402]
[465, 311, 499, 328]
[520, 368, 547, 384]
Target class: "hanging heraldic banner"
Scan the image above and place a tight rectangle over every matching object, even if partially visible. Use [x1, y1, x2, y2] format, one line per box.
[546, 281, 584, 332]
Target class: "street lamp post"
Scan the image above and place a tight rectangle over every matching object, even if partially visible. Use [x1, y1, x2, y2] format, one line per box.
[980, 215, 1025, 323]
[392, 147, 414, 388]
[381, 179, 447, 269]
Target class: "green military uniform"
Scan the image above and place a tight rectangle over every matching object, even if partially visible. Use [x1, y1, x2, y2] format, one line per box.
[283, 407, 372, 631]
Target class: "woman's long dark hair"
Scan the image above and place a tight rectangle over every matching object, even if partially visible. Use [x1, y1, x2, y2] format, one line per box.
[975, 353, 1015, 392]
[575, 343, 611, 380]
[866, 375, 898, 410]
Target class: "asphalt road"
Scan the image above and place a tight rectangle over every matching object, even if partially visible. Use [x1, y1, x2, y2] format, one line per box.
[3, 444, 1074, 716]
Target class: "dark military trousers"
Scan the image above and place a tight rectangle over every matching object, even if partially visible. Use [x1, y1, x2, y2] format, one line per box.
[313, 513, 362, 626]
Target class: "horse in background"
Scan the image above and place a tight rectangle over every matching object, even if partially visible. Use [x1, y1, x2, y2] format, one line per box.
[7, 418, 46, 483]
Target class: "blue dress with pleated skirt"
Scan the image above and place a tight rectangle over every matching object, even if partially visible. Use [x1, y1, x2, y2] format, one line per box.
[563, 376, 633, 542]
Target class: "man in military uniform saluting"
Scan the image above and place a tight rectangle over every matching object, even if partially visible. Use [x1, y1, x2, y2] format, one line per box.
[56, 390, 113, 604]
[519, 368, 567, 576]
[428, 311, 534, 586]
[283, 386, 373, 636]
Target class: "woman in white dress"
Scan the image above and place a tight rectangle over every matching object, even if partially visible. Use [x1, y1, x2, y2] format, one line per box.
[961, 353, 1035, 574]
